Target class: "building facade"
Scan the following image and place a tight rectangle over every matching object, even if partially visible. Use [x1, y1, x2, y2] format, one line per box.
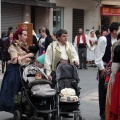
[101, 0, 120, 30]
[50, 0, 100, 42]
[1, 0, 100, 42]
[1, 0, 56, 33]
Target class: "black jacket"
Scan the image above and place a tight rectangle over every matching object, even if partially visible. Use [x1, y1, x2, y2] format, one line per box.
[28, 35, 39, 54]
[45, 35, 53, 51]
[0, 39, 5, 60]
[3, 38, 11, 61]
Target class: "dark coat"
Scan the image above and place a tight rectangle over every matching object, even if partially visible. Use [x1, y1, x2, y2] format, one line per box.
[102, 34, 112, 63]
[45, 35, 53, 51]
[0, 39, 5, 60]
[28, 35, 39, 54]
[4, 38, 11, 61]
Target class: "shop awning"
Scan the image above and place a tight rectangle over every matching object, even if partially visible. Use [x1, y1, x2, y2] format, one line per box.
[101, 7, 120, 16]
[1, 0, 56, 8]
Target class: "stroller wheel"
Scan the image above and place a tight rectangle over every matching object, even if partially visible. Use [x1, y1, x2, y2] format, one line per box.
[74, 114, 84, 120]
[14, 110, 21, 120]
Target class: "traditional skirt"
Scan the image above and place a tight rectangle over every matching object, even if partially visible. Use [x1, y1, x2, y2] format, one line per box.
[0, 64, 22, 113]
[109, 71, 120, 120]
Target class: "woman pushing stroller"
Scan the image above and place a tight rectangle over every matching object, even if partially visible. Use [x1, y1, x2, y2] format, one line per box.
[0, 28, 34, 113]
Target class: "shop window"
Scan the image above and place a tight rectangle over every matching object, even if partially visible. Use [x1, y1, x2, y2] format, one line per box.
[53, 8, 64, 33]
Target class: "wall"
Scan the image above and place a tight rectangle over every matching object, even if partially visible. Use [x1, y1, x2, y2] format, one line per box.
[64, 7, 73, 42]
[35, 7, 49, 33]
[49, 0, 99, 41]
[101, 0, 120, 5]
[50, 0, 95, 10]
[84, 7, 100, 34]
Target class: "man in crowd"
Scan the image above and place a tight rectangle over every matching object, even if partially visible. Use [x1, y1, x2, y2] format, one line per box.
[95, 22, 120, 120]
[74, 28, 91, 69]
[44, 29, 79, 86]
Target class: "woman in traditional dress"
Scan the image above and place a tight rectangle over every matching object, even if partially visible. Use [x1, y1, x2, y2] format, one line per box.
[106, 40, 120, 120]
[0, 28, 34, 113]
[87, 30, 97, 67]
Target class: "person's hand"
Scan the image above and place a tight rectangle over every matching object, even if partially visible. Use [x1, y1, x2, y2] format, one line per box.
[47, 75, 52, 81]
[26, 46, 29, 50]
[27, 53, 34, 58]
[89, 48, 91, 51]
[101, 69, 106, 78]
[74, 61, 79, 67]
[88, 47, 91, 51]
[7, 60, 11, 64]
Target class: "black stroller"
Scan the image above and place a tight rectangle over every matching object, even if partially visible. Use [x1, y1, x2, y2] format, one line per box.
[55, 63, 83, 120]
[13, 64, 56, 120]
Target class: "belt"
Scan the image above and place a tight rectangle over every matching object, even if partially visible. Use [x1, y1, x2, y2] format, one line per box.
[60, 59, 69, 64]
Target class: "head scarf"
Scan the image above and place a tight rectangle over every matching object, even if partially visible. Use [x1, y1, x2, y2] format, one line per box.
[13, 28, 25, 40]
[88, 30, 97, 42]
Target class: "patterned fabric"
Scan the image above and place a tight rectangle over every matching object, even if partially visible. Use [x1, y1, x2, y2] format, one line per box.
[8, 43, 29, 65]
[104, 62, 112, 88]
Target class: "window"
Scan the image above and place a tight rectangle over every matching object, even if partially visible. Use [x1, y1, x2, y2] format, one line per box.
[53, 7, 64, 33]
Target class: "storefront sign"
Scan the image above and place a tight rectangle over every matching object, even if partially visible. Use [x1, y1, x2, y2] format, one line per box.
[101, 7, 120, 16]
[18, 23, 33, 46]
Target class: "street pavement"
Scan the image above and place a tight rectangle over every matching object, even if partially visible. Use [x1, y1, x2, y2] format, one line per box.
[0, 65, 100, 120]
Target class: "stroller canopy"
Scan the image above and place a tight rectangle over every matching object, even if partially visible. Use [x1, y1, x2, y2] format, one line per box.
[56, 64, 80, 82]
[23, 64, 47, 82]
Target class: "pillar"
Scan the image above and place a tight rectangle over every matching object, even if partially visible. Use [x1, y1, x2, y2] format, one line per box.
[23, 5, 31, 23]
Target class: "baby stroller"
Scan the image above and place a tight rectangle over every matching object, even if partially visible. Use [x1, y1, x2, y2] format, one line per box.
[13, 64, 56, 120]
[56, 63, 83, 120]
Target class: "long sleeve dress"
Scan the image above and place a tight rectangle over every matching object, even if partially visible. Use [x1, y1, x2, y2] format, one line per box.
[0, 43, 29, 113]
[87, 31, 97, 61]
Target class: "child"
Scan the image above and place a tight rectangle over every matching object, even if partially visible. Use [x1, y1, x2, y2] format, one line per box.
[35, 71, 43, 80]
[36, 54, 45, 68]
[31, 71, 56, 96]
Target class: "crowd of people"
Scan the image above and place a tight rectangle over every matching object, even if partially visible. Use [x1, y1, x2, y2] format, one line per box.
[74, 27, 109, 69]
[0, 26, 79, 114]
[74, 22, 120, 120]
[0, 22, 120, 120]
[95, 22, 120, 120]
